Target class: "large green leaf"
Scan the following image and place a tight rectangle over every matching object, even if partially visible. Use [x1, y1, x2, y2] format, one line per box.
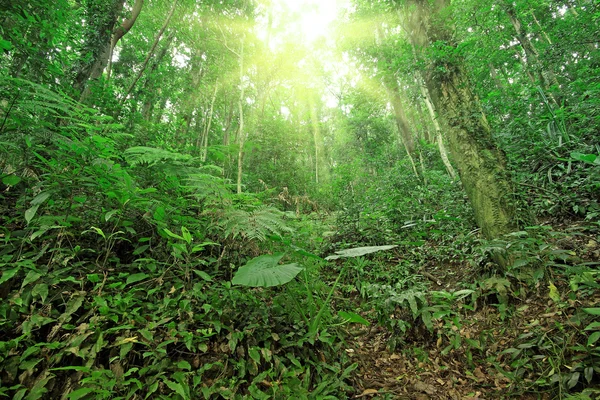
[232, 253, 303, 287]
[325, 245, 397, 260]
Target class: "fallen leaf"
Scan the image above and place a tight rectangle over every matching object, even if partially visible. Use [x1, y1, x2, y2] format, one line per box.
[473, 367, 486, 380]
[358, 388, 379, 397]
[414, 381, 436, 395]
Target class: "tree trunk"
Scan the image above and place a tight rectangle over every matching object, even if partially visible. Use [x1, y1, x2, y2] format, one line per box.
[120, 0, 178, 105]
[309, 95, 321, 184]
[503, 2, 560, 105]
[200, 81, 219, 162]
[236, 39, 246, 194]
[383, 76, 420, 179]
[414, 72, 456, 180]
[73, 0, 125, 100]
[408, 0, 516, 240]
[106, 0, 144, 81]
[141, 33, 175, 120]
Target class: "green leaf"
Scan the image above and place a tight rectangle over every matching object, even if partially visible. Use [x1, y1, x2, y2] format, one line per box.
[584, 322, 600, 330]
[325, 245, 397, 260]
[193, 270, 213, 281]
[32, 283, 49, 303]
[0, 266, 20, 285]
[13, 389, 27, 400]
[338, 311, 370, 326]
[232, 253, 304, 287]
[176, 360, 191, 370]
[588, 331, 600, 347]
[2, 174, 21, 186]
[163, 228, 185, 241]
[133, 245, 149, 255]
[126, 273, 148, 286]
[31, 191, 51, 206]
[58, 295, 84, 323]
[0, 39, 12, 50]
[67, 387, 95, 400]
[146, 381, 159, 399]
[181, 226, 192, 244]
[248, 347, 261, 363]
[191, 241, 219, 253]
[153, 207, 166, 222]
[583, 308, 600, 316]
[25, 204, 40, 224]
[105, 210, 119, 222]
[22, 270, 42, 288]
[571, 152, 600, 165]
[162, 379, 189, 400]
[51, 366, 92, 372]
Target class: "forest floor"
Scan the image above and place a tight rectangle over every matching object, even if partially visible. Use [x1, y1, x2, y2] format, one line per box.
[341, 224, 600, 399]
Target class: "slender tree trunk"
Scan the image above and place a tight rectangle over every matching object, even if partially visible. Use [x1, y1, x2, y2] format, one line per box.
[415, 72, 456, 180]
[200, 81, 219, 162]
[308, 96, 321, 184]
[141, 33, 175, 120]
[236, 39, 246, 194]
[383, 76, 420, 179]
[408, 0, 516, 240]
[120, 0, 178, 105]
[503, 2, 560, 104]
[106, 0, 144, 81]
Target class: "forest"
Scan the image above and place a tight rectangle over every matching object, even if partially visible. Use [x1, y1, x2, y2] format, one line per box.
[0, 0, 599, 398]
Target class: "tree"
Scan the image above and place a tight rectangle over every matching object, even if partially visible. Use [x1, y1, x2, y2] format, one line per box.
[72, 0, 125, 99]
[404, 0, 517, 239]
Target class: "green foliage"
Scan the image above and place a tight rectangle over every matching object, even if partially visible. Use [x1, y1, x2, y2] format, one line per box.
[2, 0, 600, 397]
[232, 253, 303, 287]
[220, 205, 294, 242]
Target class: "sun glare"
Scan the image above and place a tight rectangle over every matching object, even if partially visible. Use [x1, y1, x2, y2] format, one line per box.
[260, 0, 347, 48]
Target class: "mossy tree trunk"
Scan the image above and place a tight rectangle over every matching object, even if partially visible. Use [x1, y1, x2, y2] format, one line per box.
[407, 0, 517, 239]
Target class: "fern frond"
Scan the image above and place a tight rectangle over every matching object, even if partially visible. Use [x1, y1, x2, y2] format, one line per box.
[220, 206, 293, 242]
[124, 146, 195, 167]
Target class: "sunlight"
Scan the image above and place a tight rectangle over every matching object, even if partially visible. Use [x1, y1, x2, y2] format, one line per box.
[261, 0, 348, 47]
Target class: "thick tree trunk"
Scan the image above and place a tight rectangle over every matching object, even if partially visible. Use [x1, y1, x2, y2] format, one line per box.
[408, 0, 516, 240]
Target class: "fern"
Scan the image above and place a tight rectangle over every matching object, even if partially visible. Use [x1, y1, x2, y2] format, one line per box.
[220, 206, 293, 242]
[123, 146, 194, 167]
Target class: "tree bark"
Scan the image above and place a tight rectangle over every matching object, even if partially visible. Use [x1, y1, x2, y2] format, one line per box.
[383, 76, 420, 179]
[73, 0, 125, 101]
[106, 0, 144, 81]
[141, 32, 175, 120]
[407, 0, 516, 240]
[120, 0, 178, 105]
[503, 2, 560, 105]
[200, 81, 219, 162]
[236, 39, 246, 194]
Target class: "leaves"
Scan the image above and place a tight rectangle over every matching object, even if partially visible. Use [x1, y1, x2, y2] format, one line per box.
[126, 273, 149, 286]
[325, 245, 397, 260]
[232, 253, 304, 287]
[338, 311, 370, 326]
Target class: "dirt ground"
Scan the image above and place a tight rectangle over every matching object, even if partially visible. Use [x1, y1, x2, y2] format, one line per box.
[344, 227, 600, 399]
